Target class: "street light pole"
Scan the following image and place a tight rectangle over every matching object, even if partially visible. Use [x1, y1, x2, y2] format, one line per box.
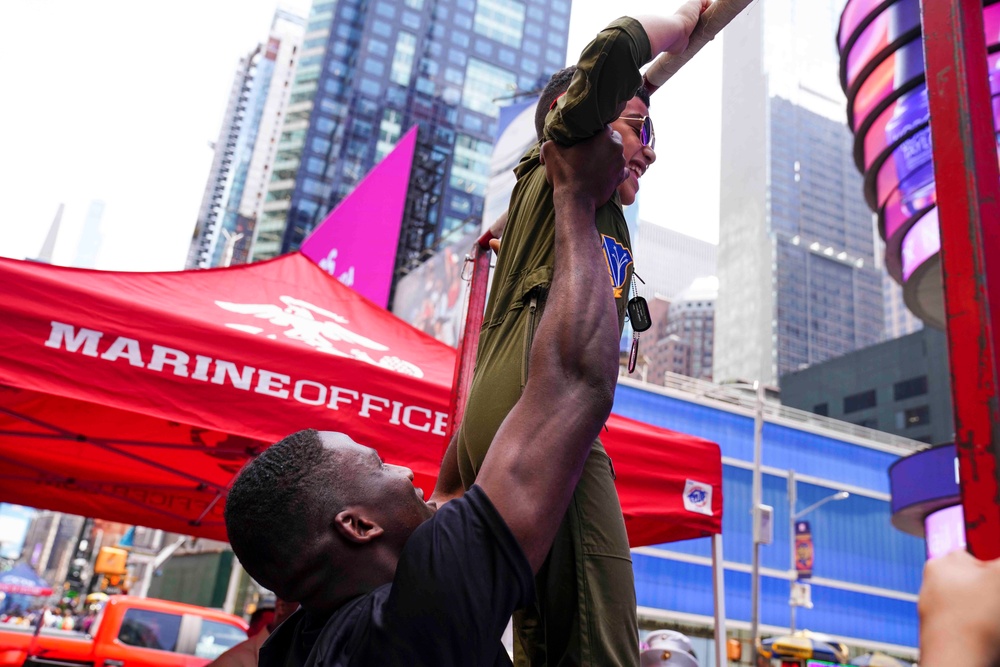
[788, 470, 798, 634]
[749, 380, 765, 663]
[795, 492, 851, 520]
[788, 473, 849, 634]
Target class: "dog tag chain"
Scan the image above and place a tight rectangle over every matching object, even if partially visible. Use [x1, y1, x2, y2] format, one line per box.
[626, 273, 651, 374]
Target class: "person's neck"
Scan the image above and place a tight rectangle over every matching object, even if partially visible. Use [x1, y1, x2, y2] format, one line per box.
[303, 552, 398, 615]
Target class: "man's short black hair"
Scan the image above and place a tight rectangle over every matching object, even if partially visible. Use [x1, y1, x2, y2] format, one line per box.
[225, 429, 334, 591]
[534, 65, 651, 140]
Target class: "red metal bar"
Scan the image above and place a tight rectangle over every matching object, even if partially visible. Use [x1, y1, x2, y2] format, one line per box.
[922, 0, 1000, 558]
[445, 230, 495, 442]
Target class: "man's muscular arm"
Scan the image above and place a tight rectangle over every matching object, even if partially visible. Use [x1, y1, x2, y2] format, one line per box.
[476, 127, 627, 571]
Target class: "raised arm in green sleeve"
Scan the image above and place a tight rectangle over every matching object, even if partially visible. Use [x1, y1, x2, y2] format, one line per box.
[543, 17, 652, 145]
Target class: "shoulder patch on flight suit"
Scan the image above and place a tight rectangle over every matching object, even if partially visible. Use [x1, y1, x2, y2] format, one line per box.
[601, 234, 633, 299]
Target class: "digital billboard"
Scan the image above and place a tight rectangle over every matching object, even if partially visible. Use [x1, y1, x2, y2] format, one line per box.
[390, 228, 478, 347]
[925, 504, 967, 559]
[838, 0, 1000, 327]
[300, 126, 418, 308]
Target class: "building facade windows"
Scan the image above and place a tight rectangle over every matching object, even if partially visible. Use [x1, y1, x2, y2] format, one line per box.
[368, 39, 389, 57]
[375, 109, 403, 161]
[896, 405, 930, 429]
[473, 0, 525, 48]
[313, 116, 336, 134]
[449, 194, 472, 215]
[843, 389, 877, 413]
[450, 134, 492, 197]
[401, 11, 421, 30]
[305, 157, 324, 175]
[390, 32, 417, 86]
[462, 58, 516, 117]
[303, 36, 327, 51]
[894, 376, 928, 401]
[363, 59, 386, 77]
[310, 136, 331, 154]
[300, 178, 327, 198]
[359, 79, 382, 97]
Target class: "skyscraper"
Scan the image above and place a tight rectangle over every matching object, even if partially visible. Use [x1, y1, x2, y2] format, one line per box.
[713, 0, 885, 385]
[663, 276, 717, 382]
[632, 224, 717, 302]
[74, 200, 105, 269]
[31, 204, 64, 264]
[187, 10, 306, 269]
[248, 0, 571, 284]
[883, 269, 922, 340]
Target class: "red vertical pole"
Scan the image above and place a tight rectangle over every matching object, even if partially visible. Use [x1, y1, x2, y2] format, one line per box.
[921, 0, 1000, 558]
[445, 230, 494, 442]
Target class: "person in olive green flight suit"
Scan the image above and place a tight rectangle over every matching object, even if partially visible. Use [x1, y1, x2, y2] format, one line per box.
[430, 4, 710, 665]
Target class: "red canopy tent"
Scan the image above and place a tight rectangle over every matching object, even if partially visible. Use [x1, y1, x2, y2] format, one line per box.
[0, 252, 721, 546]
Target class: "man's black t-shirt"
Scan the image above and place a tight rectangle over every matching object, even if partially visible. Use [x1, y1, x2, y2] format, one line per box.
[259, 485, 534, 667]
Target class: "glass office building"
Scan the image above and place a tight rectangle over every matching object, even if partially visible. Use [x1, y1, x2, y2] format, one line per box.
[617, 375, 925, 660]
[714, 0, 885, 386]
[188, 11, 306, 269]
[249, 0, 571, 287]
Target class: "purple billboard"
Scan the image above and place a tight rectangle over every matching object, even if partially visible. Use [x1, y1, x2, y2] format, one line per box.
[300, 126, 418, 308]
[838, 0, 1000, 327]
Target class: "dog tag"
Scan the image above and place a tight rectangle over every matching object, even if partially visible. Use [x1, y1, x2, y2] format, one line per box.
[627, 296, 652, 332]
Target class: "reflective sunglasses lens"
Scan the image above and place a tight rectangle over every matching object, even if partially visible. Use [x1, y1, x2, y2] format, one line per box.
[643, 117, 655, 149]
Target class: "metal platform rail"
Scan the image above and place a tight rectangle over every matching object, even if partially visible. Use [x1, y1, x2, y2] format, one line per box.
[621, 370, 928, 455]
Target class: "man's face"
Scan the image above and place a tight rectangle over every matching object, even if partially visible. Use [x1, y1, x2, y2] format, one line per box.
[610, 97, 656, 206]
[317, 432, 435, 542]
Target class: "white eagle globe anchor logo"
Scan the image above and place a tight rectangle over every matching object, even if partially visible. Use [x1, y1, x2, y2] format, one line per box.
[215, 295, 424, 378]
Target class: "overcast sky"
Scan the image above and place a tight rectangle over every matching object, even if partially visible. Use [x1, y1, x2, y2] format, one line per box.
[0, 0, 722, 272]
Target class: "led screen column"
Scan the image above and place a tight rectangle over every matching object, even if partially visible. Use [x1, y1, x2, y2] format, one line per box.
[837, 0, 1000, 325]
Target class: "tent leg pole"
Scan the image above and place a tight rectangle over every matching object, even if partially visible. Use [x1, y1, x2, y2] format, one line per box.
[712, 533, 727, 667]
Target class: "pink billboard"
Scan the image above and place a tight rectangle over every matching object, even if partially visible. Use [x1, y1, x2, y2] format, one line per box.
[300, 126, 418, 308]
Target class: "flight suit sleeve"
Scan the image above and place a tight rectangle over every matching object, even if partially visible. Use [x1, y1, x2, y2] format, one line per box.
[543, 17, 652, 145]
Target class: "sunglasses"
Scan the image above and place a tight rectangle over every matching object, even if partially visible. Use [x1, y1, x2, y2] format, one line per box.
[619, 115, 655, 150]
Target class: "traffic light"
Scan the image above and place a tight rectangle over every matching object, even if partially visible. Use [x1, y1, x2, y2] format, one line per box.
[100, 574, 123, 589]
[67, 557, 87, 584]
[94, 547, 128, 575]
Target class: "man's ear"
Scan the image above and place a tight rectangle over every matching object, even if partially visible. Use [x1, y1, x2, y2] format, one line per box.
[333, 508, 384, 543]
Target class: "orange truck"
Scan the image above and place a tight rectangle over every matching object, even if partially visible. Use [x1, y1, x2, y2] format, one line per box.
[0, 596, 248, 667]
